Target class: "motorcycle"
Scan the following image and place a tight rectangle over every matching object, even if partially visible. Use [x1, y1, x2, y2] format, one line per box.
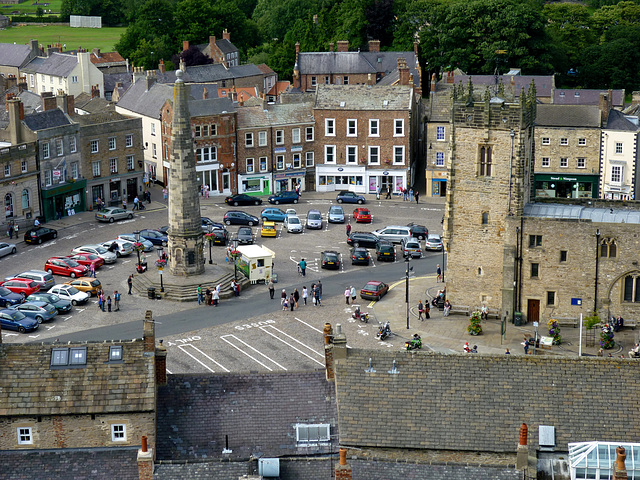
[352, 306, 369, 323]
[405, 334, 422, 351]
[377, 321, 391, 341]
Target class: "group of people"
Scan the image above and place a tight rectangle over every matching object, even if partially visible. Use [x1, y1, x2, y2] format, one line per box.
[200, 185, 211, 198]
[380, 186, 419, 203]
[463, 342, 478, 353]
[344, 286, 357, 304]
[6, 220, 18, 239]
[272, 280, 322, 309]
[417, 300, 430, 321]
[610, 315, 624, 332]
[196, 281, 240, 305]
[97, 289, 121, 312]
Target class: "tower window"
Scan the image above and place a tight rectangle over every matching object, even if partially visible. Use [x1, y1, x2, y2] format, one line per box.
[481, 212, 488, 225]
[600, 239, 617, 258]
[531, 263, 539, 278]
[479, 146, 492, 176]
[560, 250, 567, 262]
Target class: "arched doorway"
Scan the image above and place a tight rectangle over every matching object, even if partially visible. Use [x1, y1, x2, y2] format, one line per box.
[4, 193, 13, 218]
[603, 269, 640, 321]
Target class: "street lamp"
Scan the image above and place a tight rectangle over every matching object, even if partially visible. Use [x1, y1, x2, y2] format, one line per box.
[208, 229, 213, 264]
[405, 256, 413, 330]
[157, 246, 165, 292]
[441, 243, 446, 283]
[231, 238, 239, 282]
[134, 230, 141, 272]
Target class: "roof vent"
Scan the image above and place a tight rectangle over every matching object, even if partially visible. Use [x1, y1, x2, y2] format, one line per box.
[258, 458, 280, 477]
[539, 425, 556, 451]
[383, 100, 389, 106]
[340, 101, 345, 107]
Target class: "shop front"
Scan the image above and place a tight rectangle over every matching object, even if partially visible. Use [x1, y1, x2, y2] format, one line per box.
[316, 165, 366, 193]
[41, 178, 86, 221]
[239, 173, 272, 196]
[274, 169, 306, 193]
[196, 163, 219, 195]
[366, 168, 407, 196]
[534, 174, 599, 199]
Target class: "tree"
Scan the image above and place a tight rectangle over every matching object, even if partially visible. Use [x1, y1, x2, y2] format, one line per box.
[171, 45, 213, 68]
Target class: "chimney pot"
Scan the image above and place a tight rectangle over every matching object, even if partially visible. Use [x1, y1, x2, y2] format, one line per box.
[368, 40, 380, 53]
[339, 448, 347, 466]
[329, 42, 334, 52]
[141, 436, 148, 452]
[519, 423, 528, 446]
[182, 40, 189, 51]
[222, 29, 230, 41]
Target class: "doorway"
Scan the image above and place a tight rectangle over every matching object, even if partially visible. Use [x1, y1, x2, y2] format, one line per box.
[126, 178, 138, 202]
[527, 299, 540, 324]
[380, 176, 393, 194]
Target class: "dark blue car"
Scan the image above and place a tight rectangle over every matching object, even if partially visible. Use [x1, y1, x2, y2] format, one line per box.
[138, 229, 168, 246]
[0, 308, 39, 333]
[268, 191, 299, 205]
[0, 286, 24, 307]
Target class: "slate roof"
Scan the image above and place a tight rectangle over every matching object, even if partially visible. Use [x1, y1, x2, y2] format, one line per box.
[237, 102, 314, 129]
[0, 89, 41, 129]
[215, 38, 237, 55]
[22, 109, 72, 131]
[103, 72, 132, 93]
[73, 109, 130, 126]
[0, 43, 32, 68]
[535, 105, 601, 128]
[116, 81, 175, 117]
[524, 202, 640, 224]
[188, 97, 235, 117]
[156, 371, 337, 460]
[154, 64, 264, 84]
[554, 89, 624, 107]
[334, 349, 640, 453]
[74, 94, 112, 114]
[22, 52, 79, 77]
[314, 85, 413, 110]
[604, 109, 640, 131]
[0, 339, 155, 416]
[450, 74, 554, 98]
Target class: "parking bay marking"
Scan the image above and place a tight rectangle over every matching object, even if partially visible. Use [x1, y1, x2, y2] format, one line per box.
[177, 343, 230, 373]
[221, 334, 287, 371]
[259, 325, 325, 366]
[294, 317, 324, 333]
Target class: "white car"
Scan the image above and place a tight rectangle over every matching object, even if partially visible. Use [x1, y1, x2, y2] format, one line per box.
[49, 284, 90, 306]
[72, 245, 117, 264]
[101, 239, 134, 257]
[0, 242, 17, 258]
[117, 234, 154, 252]
[284, 215, 303, 233]
[285, 208, 297, 217]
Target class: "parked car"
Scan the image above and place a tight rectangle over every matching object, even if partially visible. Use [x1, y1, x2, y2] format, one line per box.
[10, 301, 57, 323]
[321, 251, 341, 270]
[360, 280, 389, 301]
[206, 228, 228, 246]
[68, 253, 105, 270]
[0, 241, 17, 258]
[351, 247, 371, 265]
[372, 226, 413, 245]
[425, 234, 444, 251]
[260, 208, 287, 222]
[268, 191, 299, 205]
[72, 245, 117, 264]
[44, 257, 89, 278]
[225, 194, 263, 206]
[0, 285, 24, 307]
[118, 234, 154, 252]
[101, 239, 134, 257]
[402, 240, 422, 258]
[0, 308, 39, 333]
[306, 209, 323, 229]
[347, 232, 379, 249]
[236, 226, 254, 244]
[95, 207, 133, 223]
[0, 278, 40, 297]
[201, 217, 225, 233]
[26, 292, 72, 313]
[336, 191, 365, 204]
[328, 205, 345, 223]
[224, 211, 259, 226]
[376, 241, 396, 262]
[353, 207, 372, 223]
[138, 229, 168, 246]
[284, 214, 303, 233]
[24, 226, 57, 245]
[48, 284, 90, 305]
[261, 221, 277, 237]
[8, 270, 54, 291]
[407, 223, 429, 240]
[65, 277, 102, 296]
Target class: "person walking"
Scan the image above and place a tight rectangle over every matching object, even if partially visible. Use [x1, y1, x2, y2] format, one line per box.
[89, 263, 96, 278]
[205, 287, 212, 306]
[415, 191, 420, 204]
[314, 284, 321, 306]
[376, 185, 381, 200]
[346, 223, 351, 237]
[350, 286, 356, 303]
[107, 296, 112, 312]
[99, 292, 106, 312]
[302, 286, 308, 305]
[281, 289, 287, 307]
[8, 221, 13, 239]
[418, 300, 424, 321]
[318, 280, 323, 301]
[13, 223, 18, 238]
[386, 186, 391, 199]
[425, 301, 430, 319]
[268, 279, 275, 299]
[212, 288, 219, 306]
[197, 284, 203, 305]
[299, 258, 307, 277]
[162, 188, 168, 200]
[344, 287, 351, 305]
[98, 294, 103, 311]
[127, 275, 133, 295]
[133, 196, 139, 210]
[294, 288, 300, 308]
[122, 198, 127, 210]
[114, 291, 120, 311]
[436, 264, 442, 282]
[289, 292, 295, 311]
[522, 337, 530, 355]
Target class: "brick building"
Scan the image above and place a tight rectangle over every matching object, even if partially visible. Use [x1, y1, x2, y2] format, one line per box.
[199, 30, 239, 68]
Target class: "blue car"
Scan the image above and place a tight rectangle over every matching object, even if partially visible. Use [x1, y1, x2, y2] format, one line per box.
[260, 208, 288, 222]
[0, 308, 39, 333]
[336, 190, 366, 204]
[268, 191, 299, 205]
[0, 285, 24, 307]
[138, 229, 168, 246]
[10, 301, 57, 323]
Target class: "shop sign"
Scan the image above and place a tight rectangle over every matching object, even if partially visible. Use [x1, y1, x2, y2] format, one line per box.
[383, 171, 389, 175]
[291, 145, 302, 152]
[550, 176, 578, 182]
[274, 147, 287, 154]
[337, 168, 344, 172]
[53, 170, 61, 178]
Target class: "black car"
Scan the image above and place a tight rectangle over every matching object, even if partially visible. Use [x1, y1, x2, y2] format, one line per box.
[26, 292, 72, 313]
[407, 223, 429, 240]
[347, 232, 379, 249]
[376, 241, 396, 261]
[225, 194, 263, 206]
[351, 247, 371, 265]
[139, 229, 168, 246]
[321, 251, 341, 270]
[224, 211, 260, 226]
[206, 228, 229, 246]
[236, 226, 254, 244]
[24, 227, 57, 245]
[268, 191, 299, 205]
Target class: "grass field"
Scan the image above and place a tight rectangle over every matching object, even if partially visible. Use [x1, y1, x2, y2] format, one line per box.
[0, 24, 125, 52]
[0, 0, 62, 15]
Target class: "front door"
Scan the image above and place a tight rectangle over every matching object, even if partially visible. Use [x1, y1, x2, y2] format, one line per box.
[381, 176, 393, 194]
[222, 172, 231, 194]
[126, 178, 137, 202]
[527, 299, 540, 324]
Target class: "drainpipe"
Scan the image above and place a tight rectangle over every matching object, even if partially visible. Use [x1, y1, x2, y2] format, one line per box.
[594, 229, 600, 314]
[508, 129, 515, 214]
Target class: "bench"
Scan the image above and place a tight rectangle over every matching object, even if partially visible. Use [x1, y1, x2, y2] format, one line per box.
[623, 319, 637, 330]
[474, 307, 500, 320]
[449, 305, 470, 316]
[553, 317, 579, 328]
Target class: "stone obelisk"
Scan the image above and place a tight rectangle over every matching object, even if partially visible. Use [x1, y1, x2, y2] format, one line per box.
[167, 69, 205, 275]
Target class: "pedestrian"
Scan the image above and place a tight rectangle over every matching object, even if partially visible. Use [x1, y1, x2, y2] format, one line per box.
[415, 191, 420, 204]
[314, 284, 321, 306]
[386, 186, 391, 199]
[34, 217, 40, 227]
[299, 258, 306, 276]
[505, 348, 511, 354]
[443, 299, 451, 316]
[345, 287, 351, 305]
[133, 196, 139, 210]
[205, 185, 210, 199]
[14, 223, 18, 237]
[197, 284, 203, 305]
[107, 296, 112, 312]
[282, 296, 288, 311]
[89, 263, 96, 278]
[205, 287, 212, 306]
[268, 279, 275, 299]
[146, 189, 151, 204]
[376, 185, 381, 200]
[418, 300, 424, 321]
[201, 185, 204, 196]
[289, 292, 295, 311]
[114, 291, 120, 311]
[409, 188, 414, 202]
[302, 286, 308, 305]
[100, 292, 106, 312]
[425, 302, 430, 319]
[163, 188, 168, 200]
[346, 223, 351, 237]
[122, 198, 127, 209]
[436, 264, 442, 282]
[317, 280, 323, 301]
[294, 288, 300, 308]
[212, 288, 219, 306]
[281, 289, 287, 307]
[127, 275, 133, 295]
[522, 336, 529, 355]
[350, 286, 356, 302]
[98, 294, 103, 311]
[230, 280, 236, 297]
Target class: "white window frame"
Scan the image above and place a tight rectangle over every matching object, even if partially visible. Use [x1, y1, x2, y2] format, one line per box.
[435, 151, 445, 167]
[258, 131, 267, 147]
[292, 153, 301, 169]
[436, 126, 445, 141]
[152, 143, 157, 159]
[292, 128, 301, 144]
[541, 137, 550, 145]
[346, 145, 357, 164]
[577, 158, 586, 169]
[42, 142, 50, 159]
[56, 138, 63, 156]
[22, 189, 30, 209]
[311, 76, 317, 87]
[71, 75, 78, 84]
[92, 161, 101, 177]
[69, 136, 77, 153]
[541, 157, 550, 167]
[246, 158, 254, 173]
[111, 424, 127, 442]
[394, 119, 405, 137]
[259, 157, 267, 172]
[90, 140, 99, 154]
[125, 134, 133, 148]
[295, 424, 330, 444]
[325, 145, 336, 164]
[17, 427, 33, 445]
[393, 146, 405, 165]
[71, 162, 79, 179]
[245, 132, 254, 147]
[4, 164, 10, 177]
[368, 146, 380, 164]
[615, 142, 623, 154]
[127, 155, 134, 171]
[21, 159, 27, 173]
[325, 119, 335, 137]
[305, 151, 314, 167]
[560, 157, 568, 168]
[194, 125, 202, 137]
[210, 124, 217, 136]
[276, 155, 284, 170]
[305, 126, 314, 142]
[151, 123, 156, 136]
[44, 170, 52, 186]
[611, 165, 623, 184]
[560, 138, 568, 146]
[346, 119, 357, 137]
[369, 119, 379, 137]
[275, 130, 284, 145]
[109, 158, 118, 174]
[108, 137, 116, 151]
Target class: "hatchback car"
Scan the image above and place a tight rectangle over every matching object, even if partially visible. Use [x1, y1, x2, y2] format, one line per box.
[353, 207, 372, 223]
[0, 285, 24, 307]
[205, 228, 229, 246]
[49, 284, 90, 305]
[26, 292, 72, 313]
[236, 226, 254, 244]
[376, 241, 396, 262]
[45, 257, 88, 278]
[425, 234, 444, 251]
[351, 247, 371, 265]
[336, 191, 366, 204]
[8, 270, 55, 291]
[138, 229, 168, 246]
[268, 191, 299, 205]
[101, 239, 134, 257]
[306, 209, 323, 229]
[118, 234, 154, 252]
[373, 226, 413, 245]
[72, 245, 117, 264]
[0, 308, 39, 333]
[10, 301, 57, 323]
[261, 221, 277, 237]
[403, 240, 422, 258]
[201, 217, 226, 233]
[407, 223, 429, 240]
[284, 215, 304, 233]
[321, 251, 341, 270]
[0, 278, 40, 297]
[328, 205, 345, 223]
[347, 232, 379, 249]
[65, 277, 102, 296]
[224, 211, 259, 226]
[225, 194, 263, 206]
[0, 241, 17, 258]
[360, 280, 389, 301]
[261, 208, 288, 222]
[68, 253, 105, 270]
[24, 226, 57, 245]
[95, 207, 134, 223]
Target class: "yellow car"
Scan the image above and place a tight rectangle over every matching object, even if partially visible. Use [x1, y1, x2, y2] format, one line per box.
[65, 277, 102, 296]
[261, 221, 277, 237]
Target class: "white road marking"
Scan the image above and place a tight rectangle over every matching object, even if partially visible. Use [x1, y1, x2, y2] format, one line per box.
[28, 334, 40, 338]
[46, 325, 56, 330]
[177, 343, 230, 372]
[259, 325, 325, 365]
[2, 332, 18, 336]
[294, 317, 324, 333]
[221, 334, 287, 371]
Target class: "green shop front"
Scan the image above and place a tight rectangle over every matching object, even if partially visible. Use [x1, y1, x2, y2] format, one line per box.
[534, 174, 599, 199]
[238, 173, 272, 196]
[40, 179, 87, 221]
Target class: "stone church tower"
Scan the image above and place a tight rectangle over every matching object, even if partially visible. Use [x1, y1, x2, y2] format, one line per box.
[443, 81, 536, 318]
[167, 69, 205, 276]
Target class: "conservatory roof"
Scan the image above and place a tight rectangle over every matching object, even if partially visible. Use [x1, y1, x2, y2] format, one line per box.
[569, 441, 640, 480]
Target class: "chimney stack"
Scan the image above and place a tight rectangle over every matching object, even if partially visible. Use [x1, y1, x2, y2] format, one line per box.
[155, 340, 167, 386]
[56, 93, 70, 113]
[203, 87, 208, 100]
[146, 70, 157, 91]
[446, 71, 454, 84]
[158, 59, 165, 73]
[323, 323, 334, 380]
[600, 92, 611, 126]
[613, 446, 627, 480]
[137, 435, 154, 480]
[7, 98, 24, 145]
[516, 423, 529, 470]
[397, 58, 410, 86]
[222, 29, 230, 41]
[335, 448, 352, 480]
[92, 47, 101, 57]
[41, 91, 56, 111]
[91, 84, 100, 99]
[295, 42, 300, 56]
[329, 42, 334, 52]
[143, 310, 155, 353]
[632, 91, 640, 107]
[209, 36, 216, 55]
[182, 40, 189, 51]
[368, 40, 380, 53]
[5, 75, 17, 91]
[336, 41, 349, 52]
[17, 76, 27, 92]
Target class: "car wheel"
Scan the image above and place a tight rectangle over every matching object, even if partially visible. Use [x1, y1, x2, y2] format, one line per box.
[46, 268, 53, 274]
[354, 242, 360, 247]
[293, 199, 298, 204]
[357, 199, 363, 204]
[262, 217, 267, 222]
[337, 199, 343, 204]
[128, 214, 133, 219]
[18, 326, 25, 333]
[248, 221, 254, 226]
[116, 251, 122, 258]
[21, 292, 26, 298]
[162, 241, 168, 247]
[233, 202, 239, 206]
[53, 233, 57, 239]
[11, 247, 16, 254]
[275, 200, 279, 205]
[109, 217, 115, 223]
[38, 238, 42, 244]
[225, 220, 231, 225]
[254, 200, 259, 205]
[71, 300, 78, 306]
[70, 272, 76, 278]
[35, 315, 43, 324]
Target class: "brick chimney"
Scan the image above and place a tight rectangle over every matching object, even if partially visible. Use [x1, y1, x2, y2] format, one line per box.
[335, 448, 352, 480]
[613, 446, 627, 480]
[182, 40, 189, 52]
[397, 58, 410, 86]
[7, 98, 24, 145]
[222, 29, 230, 41]
[146, 70, 157, 91]
[91, 84, 100, 99]
[600, 92, 611, 126]
[336, 41, 349, 52]
[632, 91, 640, 107]
[368, 40, 380, 53]
[137, 435, 153, 480]
[41, 91, 56, 111]
[414, 41, 419, 56]
[158, 59, 165, 74]
[295, 42, 300, 56]
[323, 323, 334, 380]
[155, 340, 167, 386]
[143, 310, 155, 353]
[5, 75, 17, 90]
[56, 93, 73, 114]
[446, 70, 454, 84]
[329, 42, 334, 52]
[431, 72, 437, 92]
[516, 423, 528, 470]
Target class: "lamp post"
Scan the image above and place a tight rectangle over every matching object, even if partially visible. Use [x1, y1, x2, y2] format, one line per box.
[405, 256, 412, 330]
[208, 231, 213, 264]
[157, 246, 165, 292]
[134, 230, 141, 272]
[595, 229, 600, 313]
[231, 238, 238, 282]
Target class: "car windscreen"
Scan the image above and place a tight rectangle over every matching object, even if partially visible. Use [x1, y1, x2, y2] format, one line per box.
[309, 213, 322, 220]
[95, 246, 108, 254]
[0, 286, 12, 295]
[66, 287, 80, 295]
[10, 310, 26, 320]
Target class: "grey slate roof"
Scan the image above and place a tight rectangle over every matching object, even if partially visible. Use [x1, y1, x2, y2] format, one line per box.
[0, 43, 32, 68]
[237, 102, 314, 129]
[188, 97, 235, 116]
[335, 349, 640, 453]
[605, 109, 640, 131]
[73, 109, 129, 126]
[22, 52, 79, 77]
[103, 72, 132, 93]
[22, 108, 72, 131]
[535, 105, 601, 128]
[452, 74, 554, 98]
[314, 85, 413, 110]
[116, 81, 175, 117]
[524, 202, 640, 224]
[156, 371, 337, 461]
[155, 64, 264, 84]
[215, 38, 237, 55]
[554, 89, 624, 107]
[0, 89, 41, 129]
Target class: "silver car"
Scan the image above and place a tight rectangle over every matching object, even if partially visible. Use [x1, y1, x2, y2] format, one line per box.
[0, 241, 17, 258]
[284, 215, 304, 233]
[7, 270, 55, 290]
[72, 245, 117, 264]
[101, 239, 134, 257]
[117, 234, 154, 252]
[328, 205, 345, 223]
[95, 207, 134, 223]
[306, 209, 323, 229]
[373, 226, 413, 245]
[425, 234, 444, 251]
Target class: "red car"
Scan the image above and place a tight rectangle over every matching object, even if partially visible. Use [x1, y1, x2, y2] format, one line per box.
[0, 278, 40, 297]
[67, 253, 105, 270]
[360, 280, 389, 301]
[44, 257, 89, 278]
[353, 207, 372, 223]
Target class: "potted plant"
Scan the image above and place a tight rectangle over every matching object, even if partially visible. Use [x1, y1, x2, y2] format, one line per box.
[467, 311, 482, 335]
[547, 319, 562, 345]
[583, 313, 600, 330]
[600, 323, 615, 349]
